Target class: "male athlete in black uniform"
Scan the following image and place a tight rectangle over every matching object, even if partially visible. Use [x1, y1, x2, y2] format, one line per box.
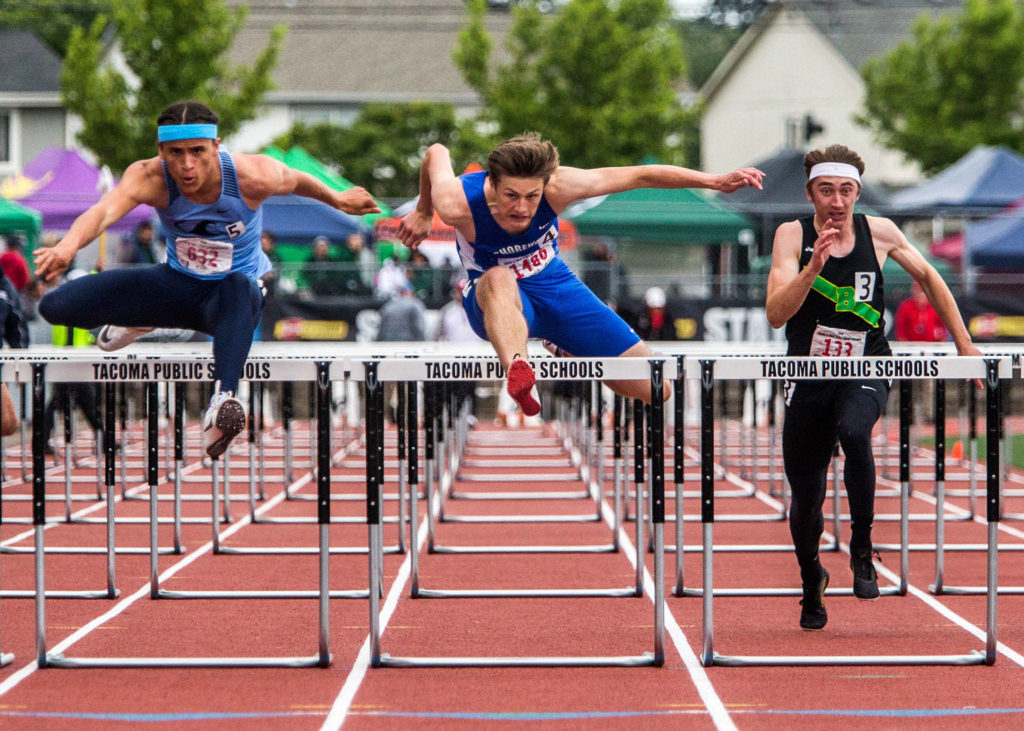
[765, 145, 980, 630]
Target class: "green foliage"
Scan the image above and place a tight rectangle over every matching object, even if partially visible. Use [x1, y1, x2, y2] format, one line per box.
[858, 0, 1024, 174]
[0, 0, 110, 57]
[273, 103, 498, 199]
[677, 19, 744, 90]
[60, 0, 285, 174]
[453, 0, 694, 168]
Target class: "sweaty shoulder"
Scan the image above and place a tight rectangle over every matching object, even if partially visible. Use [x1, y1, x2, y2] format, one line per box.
[773, 219, 804, 248]
[864, 215, 903, 253]
[231, 153, 281, 205]
[125, 157, 170, 208]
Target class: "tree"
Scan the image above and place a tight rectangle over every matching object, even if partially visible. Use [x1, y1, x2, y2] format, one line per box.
[453, 0, 694, 168]
[275, 103, 498, 199]
[60, 0, 285, 174]
[858, 0, 1024, 175]
[0, 0, 110, 58]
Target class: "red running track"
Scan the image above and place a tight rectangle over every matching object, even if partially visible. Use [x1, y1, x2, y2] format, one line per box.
[0, 416, 1022, 730]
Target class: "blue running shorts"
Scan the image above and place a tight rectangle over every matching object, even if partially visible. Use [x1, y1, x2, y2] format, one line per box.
[463, 258, 641, 358]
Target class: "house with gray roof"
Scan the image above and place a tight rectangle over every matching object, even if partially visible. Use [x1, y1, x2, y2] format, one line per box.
[699, 0, 963, 188]
[0, 30, 71, 176]
[226, 0, 513, 152]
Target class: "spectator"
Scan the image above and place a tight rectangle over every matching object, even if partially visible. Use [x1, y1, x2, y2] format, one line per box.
[302, 236, 343, 297]
[0, 234, 30, 292]
[581, 240, 626, 308]
[634, 286, 674, 340]
[377, 279, 426, 342]
[894, 281, 947, 342]
[260, 231, 282, 296]
[374, 253, 409, 299]
[377, 280, 426, 422]
[407, 249, 440, 304]
[336, 233, 373, 296]
[119, 221, 159, 266]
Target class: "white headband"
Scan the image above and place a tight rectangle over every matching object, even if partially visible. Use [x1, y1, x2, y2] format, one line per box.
[808, 162, 861, 183]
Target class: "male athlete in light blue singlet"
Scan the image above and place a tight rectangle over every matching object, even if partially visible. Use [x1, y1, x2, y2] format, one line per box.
[398, 133, 764, 415]
[35, 101, 379, 457]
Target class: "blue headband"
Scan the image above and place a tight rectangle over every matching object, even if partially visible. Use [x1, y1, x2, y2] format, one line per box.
[157, 124, 218, 142]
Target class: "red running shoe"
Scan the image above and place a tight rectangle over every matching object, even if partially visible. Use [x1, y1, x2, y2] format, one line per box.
[506, 359, 541, 416]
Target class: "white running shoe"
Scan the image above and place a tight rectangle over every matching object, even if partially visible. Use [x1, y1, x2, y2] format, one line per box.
[202, 390, 246, 459]
[96, 325, 156, 352]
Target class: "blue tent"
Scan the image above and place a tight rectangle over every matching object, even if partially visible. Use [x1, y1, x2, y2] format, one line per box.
[964, 205, 1024, 269]
[890, 146, 1024, 214]
[260, 194, 369, 244]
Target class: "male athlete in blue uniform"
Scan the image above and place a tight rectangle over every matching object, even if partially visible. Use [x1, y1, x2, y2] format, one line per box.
[34, 101, 378, 457]
[398, 133, 764, 414]
[766, 144, 980, 630]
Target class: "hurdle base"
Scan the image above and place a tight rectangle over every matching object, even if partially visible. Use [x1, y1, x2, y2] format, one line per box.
[154, 588, 368, 600]
[42, 652, 330, 669]
[708, 650, 986, 667]
[416, 587, 639, 599]
[0, 652, 12, 667]
[376, 651, 656, 668]
[430, 543, 616, 554]
[674, 585, 901, 598]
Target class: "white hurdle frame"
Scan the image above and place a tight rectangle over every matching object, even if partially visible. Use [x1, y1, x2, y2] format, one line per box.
[2, 350, 338, 669]
[693, 355, 1006, 667]
[352, 355, 669, 668]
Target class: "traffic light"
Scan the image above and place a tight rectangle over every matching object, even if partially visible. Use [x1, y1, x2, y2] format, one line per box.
[803, 114, 825, 142]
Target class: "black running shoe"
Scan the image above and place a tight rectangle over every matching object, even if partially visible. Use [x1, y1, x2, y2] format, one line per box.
[850, 550, 880, 600]
[799, 567, 829, 631]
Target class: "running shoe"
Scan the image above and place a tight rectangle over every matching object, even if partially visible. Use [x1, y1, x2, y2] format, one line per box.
[202, 389, 246, 459]
[506, 359, 541, 417]
[799, 567, 829, 631]
[850, 550, 881, 600]
[96, 325, 155, 352]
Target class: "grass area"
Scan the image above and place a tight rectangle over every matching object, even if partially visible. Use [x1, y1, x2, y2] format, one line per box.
[917, 433, 1024, 469]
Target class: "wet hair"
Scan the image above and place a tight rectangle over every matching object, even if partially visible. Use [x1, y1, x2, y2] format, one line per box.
[487, 132, 560, 185]
[157, 101, 219, 128]
[804, 144, 865, 188]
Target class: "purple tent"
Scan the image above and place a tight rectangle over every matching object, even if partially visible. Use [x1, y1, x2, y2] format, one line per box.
[14, 147, 154, 233]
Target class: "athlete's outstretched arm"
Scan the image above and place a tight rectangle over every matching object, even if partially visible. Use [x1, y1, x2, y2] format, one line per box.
[33, 161, 155, 281]
[875, 217, 979, 357]
[397, 144, 471, 249]
[243, 155, 379, 216]
[544, 164, 765, 213]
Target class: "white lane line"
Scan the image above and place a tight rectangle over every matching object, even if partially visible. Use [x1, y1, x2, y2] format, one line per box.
[601, 499, 737, 731]
[0, 467, 313, 698]
[320, 517, 426, 731]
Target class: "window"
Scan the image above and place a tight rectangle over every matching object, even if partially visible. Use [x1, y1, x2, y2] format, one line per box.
[0, 112, 10, 164]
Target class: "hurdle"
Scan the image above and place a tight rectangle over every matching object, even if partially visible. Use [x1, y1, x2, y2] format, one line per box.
[697, 355, 1005, 667]
[20, 351, 338, 668]
[358, 355, 667, 667]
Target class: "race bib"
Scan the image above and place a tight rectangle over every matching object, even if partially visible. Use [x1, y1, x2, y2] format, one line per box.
[498, 240, 555, 279]
[175, 237, 233, 275]
[809, 324, 866, 357]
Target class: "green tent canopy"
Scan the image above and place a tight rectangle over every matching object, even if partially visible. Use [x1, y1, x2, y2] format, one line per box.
[261, 145, 391, 224]
[563, 187, 753, 244]
[0, 198, 42, 250]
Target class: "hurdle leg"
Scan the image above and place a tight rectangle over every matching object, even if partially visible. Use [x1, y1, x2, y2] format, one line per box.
[633, 399, 645, 595]
[103, 383, 118, 597]
[931, 380, 947, 593]
[699, 360, 715, 666]
[407, 381, 420, 597]
[173, 382, 184, 553]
